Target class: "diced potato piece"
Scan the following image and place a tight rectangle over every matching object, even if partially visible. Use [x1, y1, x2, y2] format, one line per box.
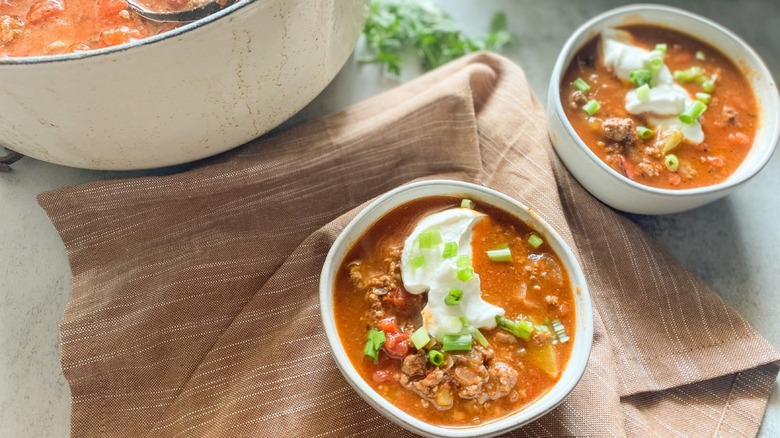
[528, 343, 559, 378]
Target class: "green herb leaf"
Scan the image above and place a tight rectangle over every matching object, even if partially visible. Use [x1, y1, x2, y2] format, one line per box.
[361, 0, 516, 75]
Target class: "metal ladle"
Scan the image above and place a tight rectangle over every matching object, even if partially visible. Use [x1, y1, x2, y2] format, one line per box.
[126, 0, 237, 23]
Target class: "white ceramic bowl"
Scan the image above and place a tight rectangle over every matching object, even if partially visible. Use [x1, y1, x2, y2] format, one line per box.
[547, 4, 780, 214]
[319, 180, 593, 438]
[0, 0, 366, 169]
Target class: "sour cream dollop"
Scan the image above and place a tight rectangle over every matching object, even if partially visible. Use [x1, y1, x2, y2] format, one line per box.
[400, 208, 504, 341]
[601, 28, 704, 144]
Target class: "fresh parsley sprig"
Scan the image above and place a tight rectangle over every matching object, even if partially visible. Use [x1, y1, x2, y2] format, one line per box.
[361, 0, 514, 75]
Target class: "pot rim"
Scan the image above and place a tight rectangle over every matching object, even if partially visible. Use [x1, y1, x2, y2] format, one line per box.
[0, 0, 259, 66]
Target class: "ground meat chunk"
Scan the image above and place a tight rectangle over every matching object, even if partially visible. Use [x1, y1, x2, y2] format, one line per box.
[401, 351, 428, 377]
[482, 362, 519, 401]
[532, 329, 553, 346]
[602, 117, 638, 145]
[723, 105, 739, 125]
[637, 159, 661, 177]
[401, 367, 447, 400]
[1, 15, 23, 44]
[568, 91, 588, 109]
[451, 358, 489, 400]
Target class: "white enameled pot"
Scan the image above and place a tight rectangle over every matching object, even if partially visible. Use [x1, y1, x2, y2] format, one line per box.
[547, 4, 780, 214]
[0, 0, 367, 169]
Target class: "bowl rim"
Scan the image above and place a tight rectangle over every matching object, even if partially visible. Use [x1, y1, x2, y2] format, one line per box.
[319, 179, 593, 437]
[0, 0, 257, 66]
[549, 3, 780, 196]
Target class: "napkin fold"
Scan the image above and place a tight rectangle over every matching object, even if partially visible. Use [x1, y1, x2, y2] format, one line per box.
[38, 53, 778, 437]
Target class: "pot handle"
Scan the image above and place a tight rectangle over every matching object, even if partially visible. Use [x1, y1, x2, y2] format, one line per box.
[0, 149, 24, 173]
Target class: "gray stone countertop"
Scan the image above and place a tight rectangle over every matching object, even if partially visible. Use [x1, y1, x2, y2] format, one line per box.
[1, 0, 777, 436]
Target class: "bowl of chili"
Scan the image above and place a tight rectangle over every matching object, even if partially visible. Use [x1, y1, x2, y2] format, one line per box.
[547, 4, 779, 214]
[320, 180, 593, 437]
[0, 0, 367, 169]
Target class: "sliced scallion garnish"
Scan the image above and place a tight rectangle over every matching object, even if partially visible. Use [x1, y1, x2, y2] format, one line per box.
[654, 43, 667, 54]
[528, 233, 543, 249]
[456, 267, 474, 282]
[673, 66, 703, 83]
[701, 78, 715, 93]
[496, 315, 534, 340]
[410, 255, 426, 268]
[695, 50, 706, 61]
[629, 69, 653, 87]
[441, 241, 458, 259]
[444, 289, 463, 306]
[460, 199, 475, 209]
[418, 229, 442, 249]
[664, 154, 680, 171]
[486, 247, 512, 262]
[442, 333, 473, 352]
[572, 77, 590, 92]
[582, 99, 600, 116]
[459, 317, 489, 347]
[428, 350, 444, 366]
[363, 328, 386, 362]
[456, 254, 471, 269]
[695, 92, 712, 104]
[636, 83, 651, 102]
[637, 126, 654, 140]
[410, 327, 431, 349]
[679, 101, 707, 124]
[551, 319, 570, 344]
[646, 57, 663, 73]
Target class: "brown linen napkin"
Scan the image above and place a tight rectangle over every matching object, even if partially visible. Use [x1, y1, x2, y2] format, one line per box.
[38, 53, 779, 437]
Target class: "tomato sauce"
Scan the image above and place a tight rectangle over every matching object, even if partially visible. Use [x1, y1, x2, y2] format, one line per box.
[334, 196, 576, 426]
[0, 0, 189, 57]
[561, 25, 758, 189]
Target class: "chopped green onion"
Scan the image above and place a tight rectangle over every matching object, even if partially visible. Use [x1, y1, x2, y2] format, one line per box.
[444, 289, 463, 306]
[460, 199, 475, 209]
[654, 43, 667, 54]
[572, 77, 591, 92]
[664, 154, 680, 171]
[441, 241, 458, 259]
[442, 333, 473, 352]
[459, 317, 488, 347]
[695, 50, 706, 61]
[679, 101, 707, 124]
[410, 255, 426, 268]
[695, 92, 712, 104]
[495, 242, 509, 249]
[418, 229, 442, 249]
[363, 328, 386, 362]
[646, 57, 664, 73]
[582, 99, 600, 116]
[636, 84, 651, 102]
[528, 233, 543, 249]
[456, 255, 471, 269]
[701, 79, 715, 93]
[551, 319, 570, 344]
[637, 126, 654, 140]
[486, 247, 512, 262]
[442, 316, 463, 333]
[496, 316, 534, 340]
[410, 327, 431, 350]
[673, 66, 703, 83]
[629, 69, 653, 87]
[456, 267, 474, 282]
[428, 349, 444, 366]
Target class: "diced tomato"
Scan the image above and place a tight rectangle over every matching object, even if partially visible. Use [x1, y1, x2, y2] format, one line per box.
[384, 332, 409, 358]
[27, 0, 63, 24]
[617, 155, 636, 181]
[99, 26, 141, 47]
[378, 318, 400, 334]
[559, 302, 571, 317]
[98, 0, 128, 20]
[385, 287, 422, 312]
[371, 368, 398, 383]
[668, 172, 681, 186]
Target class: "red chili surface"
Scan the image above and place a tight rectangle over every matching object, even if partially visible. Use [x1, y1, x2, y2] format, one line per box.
[334, 196, 576, 426]
[0, 0, 211, 57]
[560, 25, 758, 189]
